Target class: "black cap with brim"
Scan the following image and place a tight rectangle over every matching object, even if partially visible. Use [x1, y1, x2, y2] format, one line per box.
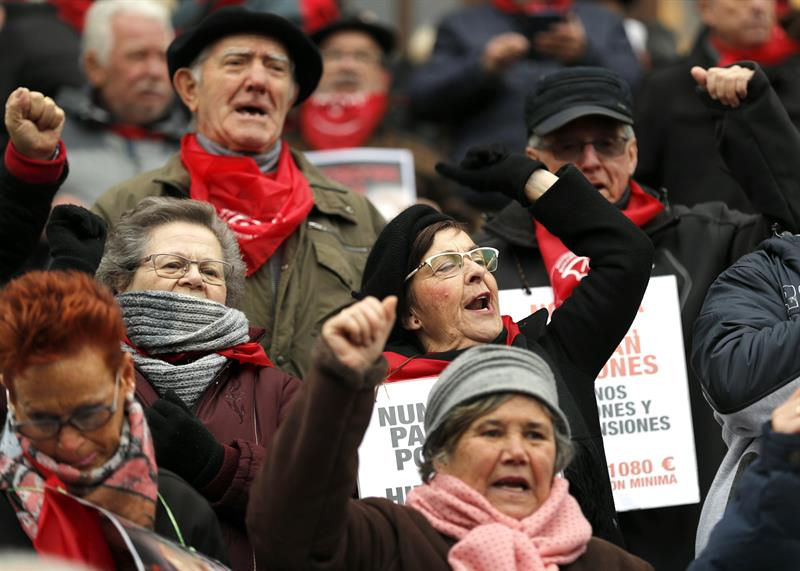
[533, 104, 633, 136]
[310, 13, 396, 55]
[167, 6, 322, 106]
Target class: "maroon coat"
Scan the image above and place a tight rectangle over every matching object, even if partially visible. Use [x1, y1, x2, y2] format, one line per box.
[135, 338, 300, 571]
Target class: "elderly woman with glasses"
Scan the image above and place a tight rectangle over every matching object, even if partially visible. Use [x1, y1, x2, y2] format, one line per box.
[94, 196, 299, 571]
[0, 271, 227, 566]
[358, 147, 654, 544]
[247, 296, 652, 570]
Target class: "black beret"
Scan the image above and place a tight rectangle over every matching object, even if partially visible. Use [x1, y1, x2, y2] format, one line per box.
[310, 12, 396, 55]
[167, 6, 322, 105]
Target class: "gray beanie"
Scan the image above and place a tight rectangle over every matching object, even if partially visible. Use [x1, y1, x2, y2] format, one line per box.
[425, 345, 570, 438]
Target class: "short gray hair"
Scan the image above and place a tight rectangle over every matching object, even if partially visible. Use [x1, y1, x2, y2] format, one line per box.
[95, 197, 246, 306]
[419, 392, 574, 483]
[528, 123, 635, 149]
[82, 0, 172, 66]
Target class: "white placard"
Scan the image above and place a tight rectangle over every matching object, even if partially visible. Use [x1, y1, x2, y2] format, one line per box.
[357, 377, 436, 503]
[500, 275, 700, 511]
[305, 147, 417, 221]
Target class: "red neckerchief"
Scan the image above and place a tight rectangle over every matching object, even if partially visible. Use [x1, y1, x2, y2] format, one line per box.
[123, 335, 273, 367]
[109, 124, 167, 142]
[299, 92, 388, 150]
[301, 0, 340, 33]
[492, 0, 571, 14]
[180, 133, 314, 276]
[535, 180, 663, 307]
[712, 25, 800, 67]
[49, 0, 92, 32]
[383, 316, 521, 382]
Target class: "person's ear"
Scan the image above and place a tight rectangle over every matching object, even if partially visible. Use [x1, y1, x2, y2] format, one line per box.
[289, 80, 299, 107]
[525, 146, 542, 161]
[120, 353, 136, 399]
[402, 309, 422, 332]
[83, 51, 107, 89]
[626, 138, 638, 177]
[173, 68, 200, 113]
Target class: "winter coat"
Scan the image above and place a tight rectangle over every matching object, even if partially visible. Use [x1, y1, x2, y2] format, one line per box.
[388, 165, 655, 546]
[635, 30, 800, 212]
[688, 425, 800, 570]
[54, 86, 187, 207]
[92, 148, 386, 379]
[407, 2, 640, 172]
[246, 341, 654, 571]
[0, 468, 229, 564]
[134, 331, 300, 571]
[692, 235, 800, 554]
[475, 62, 800, 570]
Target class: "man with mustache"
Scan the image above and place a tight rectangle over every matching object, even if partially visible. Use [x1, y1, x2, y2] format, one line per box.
[54, 0, 186, 208]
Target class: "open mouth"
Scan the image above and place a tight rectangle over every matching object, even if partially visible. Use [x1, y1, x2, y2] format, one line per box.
[491, 476, 530, 491]
[235, 105, 268, 117]
[465, 292, 491, 311]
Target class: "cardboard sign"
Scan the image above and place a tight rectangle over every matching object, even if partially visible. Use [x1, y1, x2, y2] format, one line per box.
[304, 148, 417, 221]
[357, 377, 437, 504]
[500, 275, 700, 511]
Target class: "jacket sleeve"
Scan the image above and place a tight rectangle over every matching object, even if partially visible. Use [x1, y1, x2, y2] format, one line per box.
[246, 341, 393, 570]
[692, 248, 800, 414]
[689, 426, 800, 569]
[705, 61, 800, 236]
[531, 165, 655, 378]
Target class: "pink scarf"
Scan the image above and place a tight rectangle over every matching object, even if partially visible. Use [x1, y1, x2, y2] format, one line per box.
[407, 475, 591, 571]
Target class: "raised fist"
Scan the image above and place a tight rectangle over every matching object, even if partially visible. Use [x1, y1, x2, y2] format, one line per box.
[4, 87, 65, 160]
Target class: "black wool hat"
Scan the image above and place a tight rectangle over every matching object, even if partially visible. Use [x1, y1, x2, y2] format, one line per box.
[525, 67, 634, 137]
[310, 11, 396, 55]
[358, 204, 454, 344]
[167, 6, 322, 105]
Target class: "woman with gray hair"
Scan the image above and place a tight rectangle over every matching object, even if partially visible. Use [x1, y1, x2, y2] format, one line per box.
[96, 196, 299, 571]
[247, 295, 652, 571]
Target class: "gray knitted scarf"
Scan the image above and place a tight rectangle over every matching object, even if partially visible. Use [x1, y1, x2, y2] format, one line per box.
[117, 291, 250, 408]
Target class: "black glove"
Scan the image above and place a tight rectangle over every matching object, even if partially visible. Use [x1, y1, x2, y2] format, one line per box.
[144, 390, 225, 489]
[46, 205, 107, 274]
[435, 144, 547, 206]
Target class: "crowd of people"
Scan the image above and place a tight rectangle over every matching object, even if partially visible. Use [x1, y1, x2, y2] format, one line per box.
[1, 0, 800, 570]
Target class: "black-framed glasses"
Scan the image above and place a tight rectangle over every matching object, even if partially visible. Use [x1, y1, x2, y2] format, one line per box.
[13, 370, 121, 440]
[140, 254, 232, 286]
[405, 247, 499, 281]
[540, 136, 630, 162]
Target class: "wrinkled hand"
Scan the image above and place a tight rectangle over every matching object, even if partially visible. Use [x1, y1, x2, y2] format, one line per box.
[771, 387, 800, 435]
[145, 390, 224, 488]
[4, 87, 64, 160]
[533, 14, 587, 63]
[322, 296, 396, 372]
[481, 32, 530, 73]
[47, 205, 107, 274]
[691, 65, 755, 108]
[436, 145, 547, 206]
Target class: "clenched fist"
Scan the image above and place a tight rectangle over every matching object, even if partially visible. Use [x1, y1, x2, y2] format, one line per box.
[4, 87, 65, 160]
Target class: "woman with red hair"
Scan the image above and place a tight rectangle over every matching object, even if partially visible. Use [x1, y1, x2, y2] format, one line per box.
[0, 271, 227, 568]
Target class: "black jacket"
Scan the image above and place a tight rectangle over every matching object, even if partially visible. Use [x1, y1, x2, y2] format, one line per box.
[0, 469, 229, 564]
[634, 29, 800, 212]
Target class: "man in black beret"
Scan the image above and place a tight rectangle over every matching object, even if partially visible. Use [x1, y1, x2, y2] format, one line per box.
[475, 63, 800, 569]
[91, 6, 385, 382]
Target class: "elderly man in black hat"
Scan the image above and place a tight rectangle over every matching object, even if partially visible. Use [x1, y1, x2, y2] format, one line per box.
[475, 63, 800, 569]
[91, 7, 384, 380]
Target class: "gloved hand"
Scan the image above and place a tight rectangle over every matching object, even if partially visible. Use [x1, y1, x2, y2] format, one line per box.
[46, 205, 107, 274]
[144, 390, 225, 489]
[435, 144, 547, 206]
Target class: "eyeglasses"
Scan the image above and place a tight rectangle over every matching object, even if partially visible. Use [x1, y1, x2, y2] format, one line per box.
[405, 247, 499, 281]
[320, 48, 384, 66]
[540, 136, 630, 162]
[140, 254, 232, 286]
[13, 370, 121, 440]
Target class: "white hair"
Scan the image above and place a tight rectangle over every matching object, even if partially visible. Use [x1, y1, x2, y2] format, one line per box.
[81, 0, 173, 66]
[528, 123, 635, 149]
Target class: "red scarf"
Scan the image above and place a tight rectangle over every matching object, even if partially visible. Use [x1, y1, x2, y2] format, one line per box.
[299, 92, 388, 150]
[110, 124, 167, 142]
[180, 134, 314, 276]
[713, 25, 800, 67]
[535, 180, 663, 307]
[123, 335, 273, 367]
[384, 316, 521, 382]
[492, 0, 571, 14]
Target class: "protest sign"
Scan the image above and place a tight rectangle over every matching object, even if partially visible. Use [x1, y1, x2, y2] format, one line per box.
[499, 275, 700, 511]
[357, 377, 437, 504]
[304, 147, 416, 220]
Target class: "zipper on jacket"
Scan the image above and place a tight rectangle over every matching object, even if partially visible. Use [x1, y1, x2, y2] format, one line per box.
[307, 220, 370, 252]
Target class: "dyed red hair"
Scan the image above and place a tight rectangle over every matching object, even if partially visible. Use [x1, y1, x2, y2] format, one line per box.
[0, 271, 126, 389]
